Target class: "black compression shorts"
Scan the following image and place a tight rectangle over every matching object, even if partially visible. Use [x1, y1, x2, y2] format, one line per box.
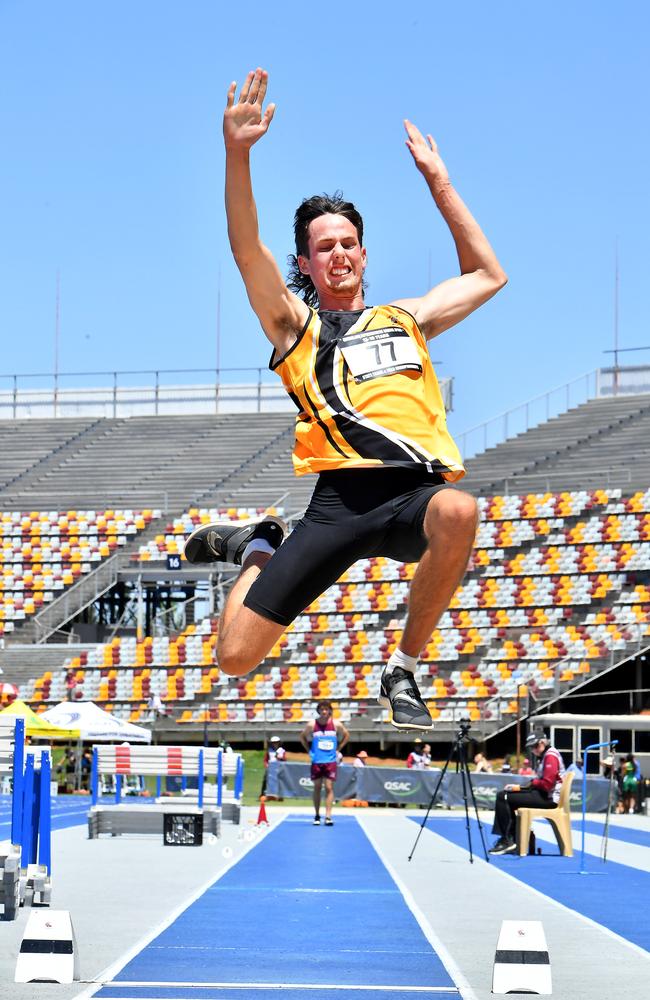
[244, 467, 452, 627]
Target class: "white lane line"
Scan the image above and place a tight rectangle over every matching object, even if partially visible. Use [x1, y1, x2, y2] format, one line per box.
[210, 886, 399, 894]
[70, 812, 289, 1000]
[357, 817, 479, 1000]
[93, 983, 458, 992]
[419, 821, 650, 962]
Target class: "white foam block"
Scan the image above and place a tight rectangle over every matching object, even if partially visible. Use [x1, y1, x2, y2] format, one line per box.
[492, 919, 552, 995]
[15, 909, 79, 984]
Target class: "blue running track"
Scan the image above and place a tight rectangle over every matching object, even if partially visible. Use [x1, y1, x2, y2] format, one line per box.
[571, 818, 650, 848]
[411, 816, 650, 953]
[93, 815, 459, 1000]
[0, 794, 91, 838]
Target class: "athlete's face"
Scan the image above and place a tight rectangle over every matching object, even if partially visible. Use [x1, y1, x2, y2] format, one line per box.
[317, 706, 332, 723]
[299, 214, 367, 305]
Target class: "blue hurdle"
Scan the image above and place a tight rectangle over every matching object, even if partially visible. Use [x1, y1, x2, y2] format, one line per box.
[1, 717, 53, 917]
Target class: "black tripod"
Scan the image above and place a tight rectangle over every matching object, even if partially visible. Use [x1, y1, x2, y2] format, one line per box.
[408, 719, 490, 864]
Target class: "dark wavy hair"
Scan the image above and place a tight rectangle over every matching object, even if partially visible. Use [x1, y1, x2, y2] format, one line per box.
[286, 192, 366, 308]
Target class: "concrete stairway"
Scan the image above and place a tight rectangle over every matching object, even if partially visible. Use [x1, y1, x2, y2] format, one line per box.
[463, 394, 650, 494]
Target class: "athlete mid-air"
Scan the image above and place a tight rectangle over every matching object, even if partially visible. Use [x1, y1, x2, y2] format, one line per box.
[185, 68, 507, 730]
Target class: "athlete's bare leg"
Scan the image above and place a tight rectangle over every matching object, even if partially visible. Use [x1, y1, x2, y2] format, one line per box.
[312, 777, 323, 819]
[217, 552, 285, 676]
[324, 777, 334, 820]
[400, 489, 478, 657]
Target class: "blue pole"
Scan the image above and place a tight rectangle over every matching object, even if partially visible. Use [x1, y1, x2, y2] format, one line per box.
[235, 757, 243, 800]
[580, 740, 617, 874]
[11, 717, 25, 847]
[115, 773, 122, 805]
[29, 766, 41, 866]
[156, 775, 161, 799]
[217, 750, 223, 807]
[38, 751, 51, 876]
[181, 775, 188, 792]
[91, 747, 99, 805]
[21, 755, 35, 868]
[198, 750, 204, 809]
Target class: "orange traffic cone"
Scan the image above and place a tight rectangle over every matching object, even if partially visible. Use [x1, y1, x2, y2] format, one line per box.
[256, 796, 269, 826]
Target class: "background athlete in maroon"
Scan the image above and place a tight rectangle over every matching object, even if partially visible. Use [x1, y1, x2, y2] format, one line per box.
[300, 701, 349, 825]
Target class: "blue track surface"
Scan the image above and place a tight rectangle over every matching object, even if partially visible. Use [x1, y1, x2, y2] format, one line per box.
[94, 815, 457, 999]
[0, 794, 166, 839]
[411, 816, 650, 953]
[571, 818, 650, 848]
[0, 794, 92, 837]
[96, 991, 459, 1000]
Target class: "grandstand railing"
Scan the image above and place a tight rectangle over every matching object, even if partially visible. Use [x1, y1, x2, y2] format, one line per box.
[0, 367, 290, 418]
[455, 369, 600, 459]
[484, 623, 650, 737]
[467, 467, 632, 496]
[0, 367, 454, 420]
[25, 552, 127, 644]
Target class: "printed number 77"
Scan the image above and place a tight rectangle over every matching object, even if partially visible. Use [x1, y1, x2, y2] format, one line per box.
[373, 341, 396, 366]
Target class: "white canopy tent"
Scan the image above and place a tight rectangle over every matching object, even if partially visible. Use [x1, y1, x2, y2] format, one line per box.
[41, 701, 152, 743]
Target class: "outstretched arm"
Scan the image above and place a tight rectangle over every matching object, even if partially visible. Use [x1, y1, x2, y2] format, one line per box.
[392, 121, 507, 340]
[224, 68, 309, 352]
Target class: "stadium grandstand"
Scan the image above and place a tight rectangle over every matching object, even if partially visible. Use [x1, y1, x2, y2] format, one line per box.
[0, 364, 648, 765]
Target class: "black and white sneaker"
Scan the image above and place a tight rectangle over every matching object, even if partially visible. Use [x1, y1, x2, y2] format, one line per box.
[378, 666, 433, 731]
[324, 817, 334, 827]
[489, 838, 517, 855]
[313, 816, 321, 826]
[183, 515, 286, 566]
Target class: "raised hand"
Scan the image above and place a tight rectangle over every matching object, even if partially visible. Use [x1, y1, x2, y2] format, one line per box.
[224, 68, 276, 151]
[403, 120, 449, 185]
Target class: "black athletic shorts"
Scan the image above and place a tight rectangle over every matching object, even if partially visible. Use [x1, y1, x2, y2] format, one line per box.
[244, 467, 452, 627]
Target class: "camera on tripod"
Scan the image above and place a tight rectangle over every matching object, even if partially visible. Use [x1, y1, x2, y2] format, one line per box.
[409, 714, 489, 864]
[456, 717, 472, 740]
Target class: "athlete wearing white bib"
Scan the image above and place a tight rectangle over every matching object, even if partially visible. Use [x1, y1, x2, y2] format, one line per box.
[300, 701, 349, 826]
[184, 67, 507, 734]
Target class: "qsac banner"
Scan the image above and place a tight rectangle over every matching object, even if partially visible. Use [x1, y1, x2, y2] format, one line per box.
[445, 772, 613, 812]
[269, 762, 357, 801]
[266, 763, 613, 811]
[356, 766, 446, 805]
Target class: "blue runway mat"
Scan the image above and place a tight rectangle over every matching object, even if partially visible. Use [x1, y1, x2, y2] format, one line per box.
[93, 815, 457, 999]
[96, 990, 459, 1000]
[411, 816, 650, 953]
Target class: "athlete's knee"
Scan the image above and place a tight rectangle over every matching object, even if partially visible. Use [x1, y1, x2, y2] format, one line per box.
[216, 637, 258, 678]
[427, 489, 478, 538]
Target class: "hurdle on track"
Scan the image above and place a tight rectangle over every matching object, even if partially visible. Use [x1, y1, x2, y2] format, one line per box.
[88, 744, 244, 838]
[0, 716, 52, 919]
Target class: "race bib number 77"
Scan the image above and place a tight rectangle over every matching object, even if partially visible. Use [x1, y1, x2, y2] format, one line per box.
[340, 327, 423, 384]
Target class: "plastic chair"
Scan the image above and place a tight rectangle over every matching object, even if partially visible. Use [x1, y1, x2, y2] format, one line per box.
[517, 771, 575, 856]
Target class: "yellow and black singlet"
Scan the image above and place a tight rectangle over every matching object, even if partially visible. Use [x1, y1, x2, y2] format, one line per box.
[271, 304, 465, 481]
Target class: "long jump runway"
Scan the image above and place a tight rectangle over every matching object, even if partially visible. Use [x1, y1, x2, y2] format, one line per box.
[410, 815, 650, 953]
[87, 815, 460, 1000]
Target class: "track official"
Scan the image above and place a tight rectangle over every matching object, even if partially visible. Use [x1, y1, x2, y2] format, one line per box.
[489, 733, 566, 855]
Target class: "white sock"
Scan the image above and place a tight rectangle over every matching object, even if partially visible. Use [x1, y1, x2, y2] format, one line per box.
[385, 648, 418, 676]
[241, 538, 275, 564]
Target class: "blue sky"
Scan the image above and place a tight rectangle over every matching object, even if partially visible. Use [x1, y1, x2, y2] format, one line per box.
[1, 2, 648, 446]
